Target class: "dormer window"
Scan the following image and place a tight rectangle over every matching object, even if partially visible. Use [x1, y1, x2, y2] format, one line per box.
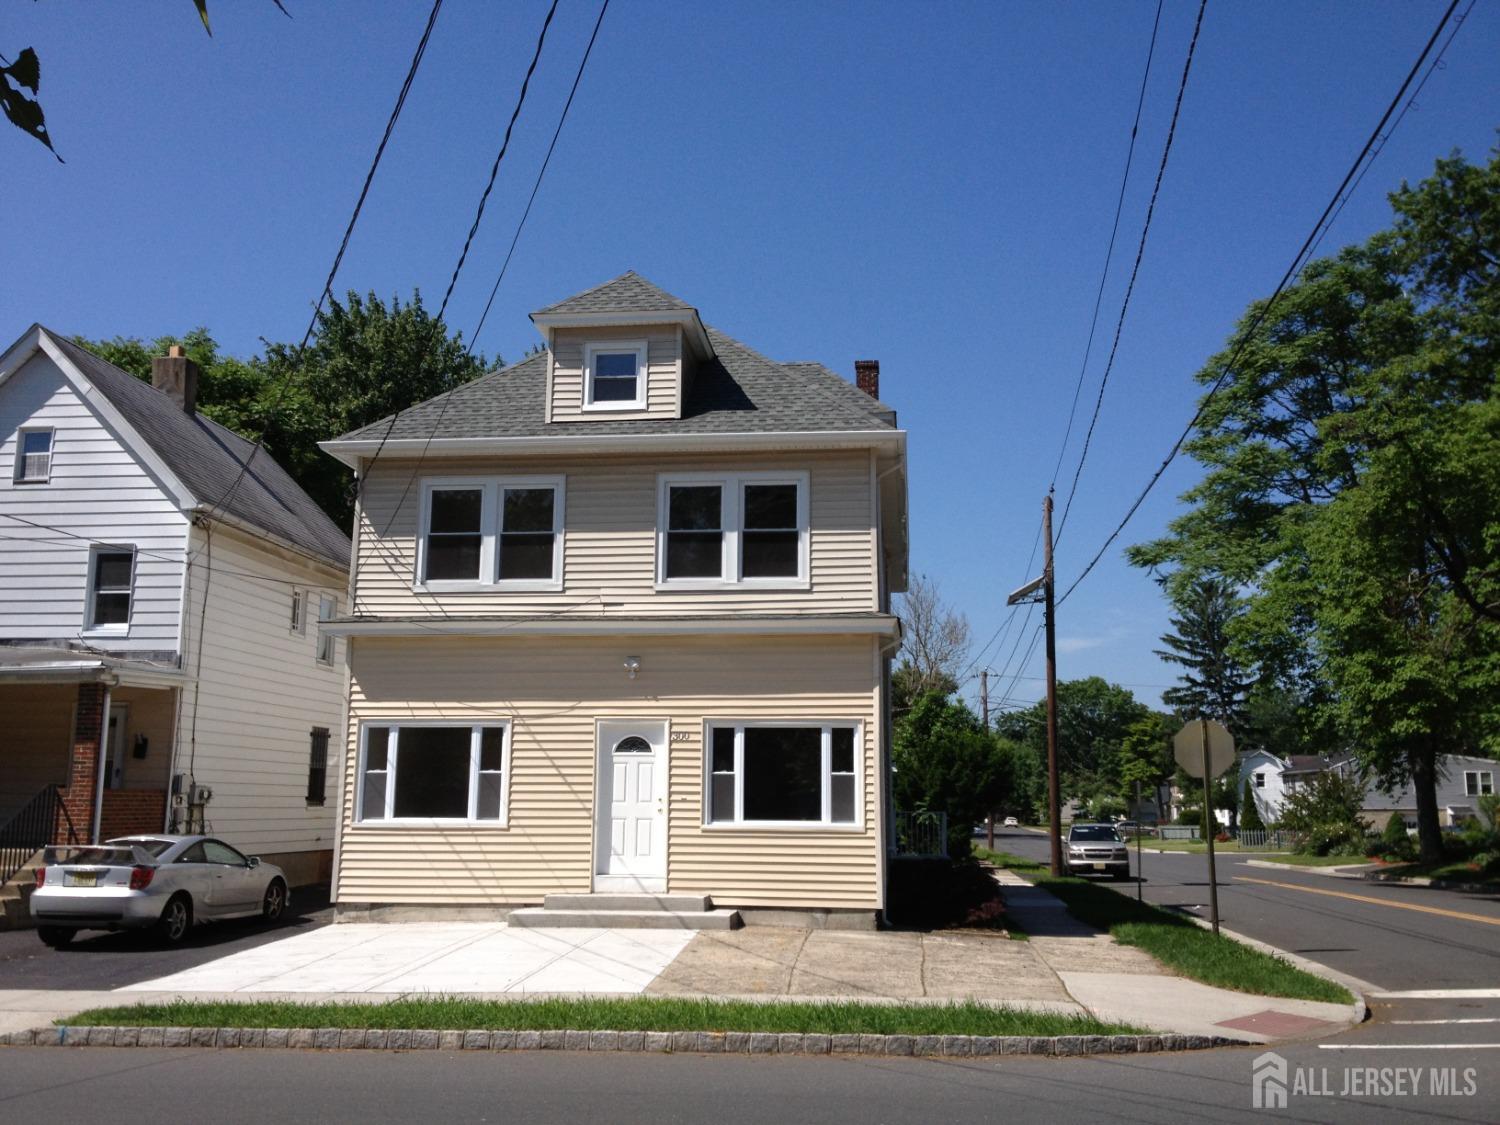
[583, 340, 647, 410]
[14, 427, 53, 483]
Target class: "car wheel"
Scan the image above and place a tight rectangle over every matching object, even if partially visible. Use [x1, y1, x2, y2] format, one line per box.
[37, 926, 76, 949]
[154, 894, 193, 945]
[262, 879, 287, 923]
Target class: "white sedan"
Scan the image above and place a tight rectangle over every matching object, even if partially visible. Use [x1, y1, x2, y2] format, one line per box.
[30, 835, 289, 947]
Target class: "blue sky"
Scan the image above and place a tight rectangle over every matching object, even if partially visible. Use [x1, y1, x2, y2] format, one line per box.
[7, 1, 1498, 714]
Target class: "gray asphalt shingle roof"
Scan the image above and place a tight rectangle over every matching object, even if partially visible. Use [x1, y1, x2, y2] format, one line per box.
[533, 271, 694, 315]
[337, 275, 897, 444]
[46, 331, 351, 569]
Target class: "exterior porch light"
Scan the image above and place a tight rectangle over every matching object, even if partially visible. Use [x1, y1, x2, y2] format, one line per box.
[623, 656, 641, 680]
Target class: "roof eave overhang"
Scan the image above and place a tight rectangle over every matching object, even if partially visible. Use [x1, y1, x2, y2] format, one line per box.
[529, 308, 714, 359]
[191, 506, 349, 576]
[323, 614, 901, 639]
[320, 428, 905, 469]
[0, 660, 190, 690]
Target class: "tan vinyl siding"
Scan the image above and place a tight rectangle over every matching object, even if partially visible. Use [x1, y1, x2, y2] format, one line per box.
[354, 449, 876, 617]
[336, 634, 880, 909]
[548, 326, 679, 422]
[177, 523, 346, 858]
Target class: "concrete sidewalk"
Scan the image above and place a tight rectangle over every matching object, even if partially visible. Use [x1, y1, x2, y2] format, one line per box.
[0, 876, 1363, 1045]
[993, 870, 1360, 1043]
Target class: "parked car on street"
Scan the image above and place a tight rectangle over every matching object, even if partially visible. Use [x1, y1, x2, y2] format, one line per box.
[30, 835, 289, 947]
[1003, 817, 1019, 828]
[1062, 823, 1131, 879]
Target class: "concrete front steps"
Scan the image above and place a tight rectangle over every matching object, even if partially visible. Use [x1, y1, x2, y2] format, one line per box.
[508, 893, 742, 930]
[0, 853, 43, 931]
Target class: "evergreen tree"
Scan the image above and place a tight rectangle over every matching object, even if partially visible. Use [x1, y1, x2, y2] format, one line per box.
[1240, 777, 1266, 831]
[1154, 577, 1254, 738]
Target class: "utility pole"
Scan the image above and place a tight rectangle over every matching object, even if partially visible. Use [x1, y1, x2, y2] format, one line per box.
[1007, 491, 1063, 877]
[1042, 491, 1062, 878]
[982, 669, 994, 850]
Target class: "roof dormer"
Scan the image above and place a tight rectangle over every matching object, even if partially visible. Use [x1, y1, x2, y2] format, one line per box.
[533, 272, 715, 424]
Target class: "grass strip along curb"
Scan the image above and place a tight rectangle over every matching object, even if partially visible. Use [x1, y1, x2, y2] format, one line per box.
[38, 997, 1135, 1037]
[2, 1025, 1245, 1057]
[1024, 874, 1352, 1005]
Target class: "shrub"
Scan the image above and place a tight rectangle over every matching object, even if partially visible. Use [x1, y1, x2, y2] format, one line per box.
[1371, 813, 1416, 861]
[1302, 821, 1371, 857]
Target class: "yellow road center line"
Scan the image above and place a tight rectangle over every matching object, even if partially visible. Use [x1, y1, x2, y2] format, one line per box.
[1234, 875, 1500, 926]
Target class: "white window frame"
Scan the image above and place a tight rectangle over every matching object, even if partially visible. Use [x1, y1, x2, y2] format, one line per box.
[582, 339, 648, 412]
[13, 426, 54, 483]
[701, 720, 863, 830]
[656, 471, 810, 590]
[414, 475, 565, 593]
[316, 594, 337, 664]
[1253, 772, 1266, 789]
[290, 589, 305, 634]
[1464, 770, 1494, 797]
[354, 720, 512, 827]
[83, 544, 135, 634]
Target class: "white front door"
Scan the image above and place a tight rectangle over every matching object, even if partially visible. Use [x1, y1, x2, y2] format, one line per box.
[595, 720, 667, 892]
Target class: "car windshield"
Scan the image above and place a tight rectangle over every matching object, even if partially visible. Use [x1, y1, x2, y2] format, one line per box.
[106, 838, 177, 858]
[1070, 826, 1121, 842]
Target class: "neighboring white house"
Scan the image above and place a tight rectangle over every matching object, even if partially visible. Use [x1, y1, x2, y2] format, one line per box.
[318, 273, 908, 928]
[0, 326, 350, 899]
[1238, 749, 1291, 823]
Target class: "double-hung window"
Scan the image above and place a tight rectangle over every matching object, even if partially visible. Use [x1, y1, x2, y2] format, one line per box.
[86, 546, 134, 632]
[357, 722, 509, 824]
[316, 594, 336, 664]
[705, 722, 859, 827]
[658, 472, 809, 587]
[1465, 770, 1494, 797]
[306, 727, 330, 805]
[417, 477, 564, 591]
[14, 428, 53, 483]
[583, 340, 647, 410]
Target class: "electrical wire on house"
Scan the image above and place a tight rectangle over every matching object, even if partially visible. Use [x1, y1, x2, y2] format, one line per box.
[1052, 0, 1206, 548]
[1057, 0, 1463, 606]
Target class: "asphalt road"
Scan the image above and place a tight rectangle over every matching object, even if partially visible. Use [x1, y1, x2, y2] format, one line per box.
[0, 1042, 1495, 1124]
[0, 885, 332, 990]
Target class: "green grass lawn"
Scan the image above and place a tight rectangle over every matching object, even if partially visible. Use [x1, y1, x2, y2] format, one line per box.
[1375, 860, 1500, 886]
[1027, 874, 1352, 1005]
[1249, 853, 1376, 867]
[59, 996, 1142, 1038]
[974, 846, 1045, 871]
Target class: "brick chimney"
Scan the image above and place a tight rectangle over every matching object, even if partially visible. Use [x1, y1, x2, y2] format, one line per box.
[854, 359, 880, 400]
[151, 345, 199, 414]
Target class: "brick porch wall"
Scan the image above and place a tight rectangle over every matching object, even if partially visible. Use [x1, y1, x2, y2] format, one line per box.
[99, 790, 168, 841]
[55, 683, 104, 844]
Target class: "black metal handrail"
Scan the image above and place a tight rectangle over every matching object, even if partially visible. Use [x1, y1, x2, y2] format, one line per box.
[0, 784, 79, 886]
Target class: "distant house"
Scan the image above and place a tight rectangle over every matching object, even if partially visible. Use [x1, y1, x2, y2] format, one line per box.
[1237, 749, 1291, 822]
[317, 273, 908, 928]
[1332, 753, 1497, 831]
[0, 327, 350, 908]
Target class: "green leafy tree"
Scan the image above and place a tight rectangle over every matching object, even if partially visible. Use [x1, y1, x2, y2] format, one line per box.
[996, 677, 1151, 804]
[1116, 712, 1175, 817]
[1155, 577, 1254, 739]
[1278, 770, 1370, 856]
[1130, 149, 1500, 863]
[894, 694, 1016, 858]
[83, 290, 492, 531]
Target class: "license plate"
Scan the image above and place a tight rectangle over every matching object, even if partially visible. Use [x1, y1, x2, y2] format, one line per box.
[1092, 863, 1106, 871]
[70, 872, 98, 887]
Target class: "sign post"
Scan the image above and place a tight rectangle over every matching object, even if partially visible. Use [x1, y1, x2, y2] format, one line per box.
[1173, 718, 1235, 936]
[1134, 779, 1143, 902]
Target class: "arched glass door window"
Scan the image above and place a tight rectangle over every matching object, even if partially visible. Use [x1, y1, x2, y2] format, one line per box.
[614, 736, 652, 754]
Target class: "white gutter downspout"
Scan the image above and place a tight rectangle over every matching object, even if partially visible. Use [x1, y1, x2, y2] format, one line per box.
[91, 682, 114, 844]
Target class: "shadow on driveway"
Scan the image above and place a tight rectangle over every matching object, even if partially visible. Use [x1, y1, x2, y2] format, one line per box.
[0, 884, 332, 991]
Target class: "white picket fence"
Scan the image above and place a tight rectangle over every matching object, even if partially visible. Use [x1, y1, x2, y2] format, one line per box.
[892, 810, 949, 858]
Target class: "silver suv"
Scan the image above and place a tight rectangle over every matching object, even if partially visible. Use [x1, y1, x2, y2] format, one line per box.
[1063, 823, 1131, 879]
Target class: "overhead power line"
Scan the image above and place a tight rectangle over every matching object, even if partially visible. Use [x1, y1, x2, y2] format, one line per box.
[1048, 0, 1165, 492]
[470, 0, 613, 349]
[1053, 0, 1206, 547]
[1058, 0, 1463, 605]
[198, 0, 445, 529]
